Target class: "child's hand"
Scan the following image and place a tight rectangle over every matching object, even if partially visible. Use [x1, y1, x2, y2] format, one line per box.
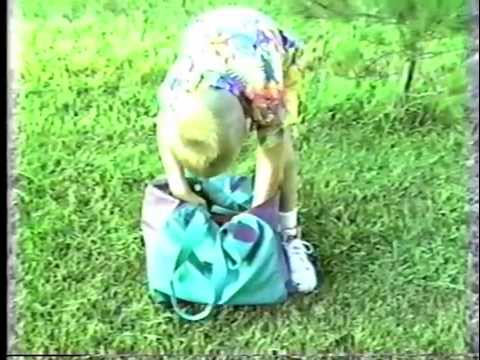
[157, 131, 208, 207]
[171, 185, 207, 206]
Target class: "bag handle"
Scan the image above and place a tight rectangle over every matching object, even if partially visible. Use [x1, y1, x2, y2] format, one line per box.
[168, 246, 217, 321]
[165, 212, 228, 321]
[168, 239, 230, 321]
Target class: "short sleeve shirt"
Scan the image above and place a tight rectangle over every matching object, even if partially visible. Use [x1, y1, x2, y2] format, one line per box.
[158, 7, 304, 147]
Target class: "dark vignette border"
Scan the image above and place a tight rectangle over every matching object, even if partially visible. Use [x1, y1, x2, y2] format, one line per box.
[4, 0, 480, 357]
[7, 0, 19, 354]
[468, 0, 479, 355]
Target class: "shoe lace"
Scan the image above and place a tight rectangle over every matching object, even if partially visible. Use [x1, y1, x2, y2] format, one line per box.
[288, 239, 314, 255]
[285, 238, 314, 271]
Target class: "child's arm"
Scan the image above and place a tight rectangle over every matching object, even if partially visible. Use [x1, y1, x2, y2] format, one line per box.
[156, 116, 207, 206]
[252, 137, 286, 207]
[252, 82, 299, 208]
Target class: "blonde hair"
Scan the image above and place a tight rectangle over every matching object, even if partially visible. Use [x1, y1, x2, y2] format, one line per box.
[160, 89, 247, 176]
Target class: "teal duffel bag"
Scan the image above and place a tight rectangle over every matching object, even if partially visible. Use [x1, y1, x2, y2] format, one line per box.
[141, 175, 295, 321]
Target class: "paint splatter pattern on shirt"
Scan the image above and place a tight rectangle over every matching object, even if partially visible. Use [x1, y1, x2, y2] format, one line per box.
[159, 7, 304, 146]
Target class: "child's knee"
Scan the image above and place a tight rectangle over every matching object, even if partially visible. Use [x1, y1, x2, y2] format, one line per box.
[284, 152, 298, 174]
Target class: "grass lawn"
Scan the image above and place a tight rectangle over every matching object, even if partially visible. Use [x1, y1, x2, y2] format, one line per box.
[14, 0, 470, 354]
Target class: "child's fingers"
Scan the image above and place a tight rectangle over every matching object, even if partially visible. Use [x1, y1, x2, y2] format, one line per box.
[187, 192, 207, 206]
[173, 187, 207, 206]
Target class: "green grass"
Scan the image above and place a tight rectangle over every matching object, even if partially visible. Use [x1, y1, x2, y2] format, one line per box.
[14, 0, 470, 354]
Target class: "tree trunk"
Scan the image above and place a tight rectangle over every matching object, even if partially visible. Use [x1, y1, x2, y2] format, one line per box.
[403, 58, 416, 95]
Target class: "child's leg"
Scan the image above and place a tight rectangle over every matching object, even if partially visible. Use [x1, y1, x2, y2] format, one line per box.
[253, 69, 301, 225]
[279, 86, 300, 230]
[252, 139, 285, 208]
[251, 81, 300, 228]
[278, 88, 318, 293]
[279, 134, 317, 294]
[279, 131, 297, 213]
[279, 131, 298, 225]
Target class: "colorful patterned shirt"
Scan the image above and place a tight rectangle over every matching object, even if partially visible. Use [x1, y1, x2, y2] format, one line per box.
[158, 7, 304, 147]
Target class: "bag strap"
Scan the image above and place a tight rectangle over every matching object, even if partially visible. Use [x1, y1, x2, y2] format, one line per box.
[168, 246, 216, 321]
[165, 211, 228, 321]
[168, 241, 230, 321]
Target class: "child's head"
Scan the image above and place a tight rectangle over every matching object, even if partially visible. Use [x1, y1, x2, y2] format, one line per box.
[165, 88, 248, 178]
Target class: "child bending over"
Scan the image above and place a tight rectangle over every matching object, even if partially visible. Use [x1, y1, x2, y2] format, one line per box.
[156, 7, 317, 292]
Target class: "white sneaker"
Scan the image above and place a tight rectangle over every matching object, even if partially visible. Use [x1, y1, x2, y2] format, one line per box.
[283, 229, 318, 293]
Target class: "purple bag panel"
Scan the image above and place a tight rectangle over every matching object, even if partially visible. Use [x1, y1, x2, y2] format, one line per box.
[142, 180, 281, 229]
[141, 182, 180, 243]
